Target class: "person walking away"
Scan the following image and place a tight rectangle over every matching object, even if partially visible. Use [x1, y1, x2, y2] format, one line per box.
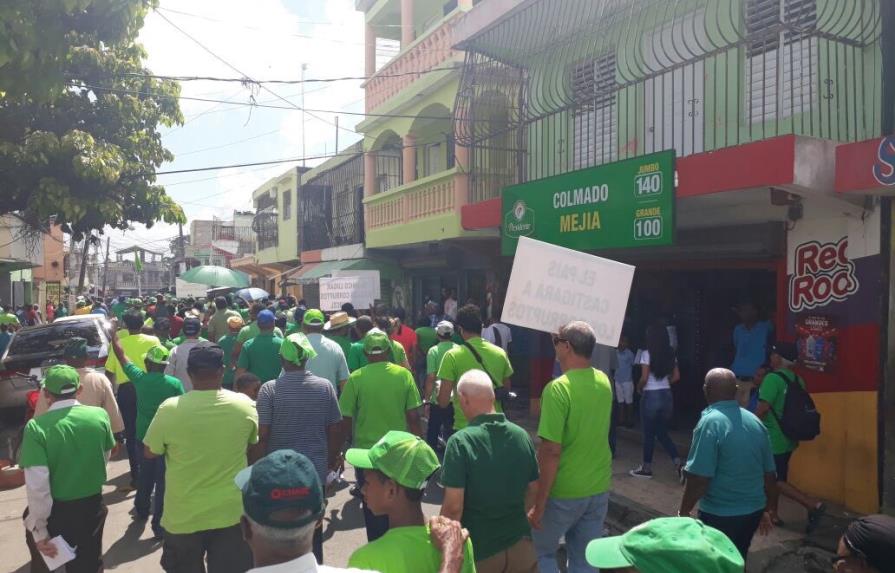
[832, 514, 895, 573]
[34, 337, 124, 436]
[423, 321, 458, 451]
[218, 316, 245, 389]
[109, 332, 184, 540]
[347, 432, 476, 572]
[482, 316, 512, 354]
[375, 316, 411, 370]
[165, 317, 212, 391]
[236, 310, 285, 384]
[731, 301, 774, 408]
[208, 297, 241, 346]
[324, 311, 357, 358]
[0, 323, 11, 356]
[630, 324, 683, 479]
[678, 368, 778, 559]
[346, 316, 410, 372]
[21, 365, 116, 573]
[254, 333, 342, 563]
[104, 311, 161, 491]
[615, 334, 636, 428]
[143, 344, 258, 573]
[45, 300, 55, 323]
[233, 303, 285, 365]
[436, 304, 512, 432]
[236, 373, 262, 403]
[755, 342, 826, 532]
[441, 370, 539, 573]
[415, 316, 438, 364]
[527, 321, 613, 573]
[339, 332, 423, 542]
[302, 309, 350, 391]
[153, 317, 175, 350]
[585, 517, 745, 572]
[390, 308, 418, 369]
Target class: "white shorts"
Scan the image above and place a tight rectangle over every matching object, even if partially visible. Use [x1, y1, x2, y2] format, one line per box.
[615, 381, 634, 404]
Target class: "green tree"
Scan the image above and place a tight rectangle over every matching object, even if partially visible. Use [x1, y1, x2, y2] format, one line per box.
[0, 0, 186, 240]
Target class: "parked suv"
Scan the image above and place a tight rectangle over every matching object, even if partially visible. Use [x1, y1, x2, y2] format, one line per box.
[0, 315, 112, 413]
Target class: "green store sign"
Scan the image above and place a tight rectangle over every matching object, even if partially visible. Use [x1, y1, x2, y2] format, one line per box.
[501, 150, 675, 255]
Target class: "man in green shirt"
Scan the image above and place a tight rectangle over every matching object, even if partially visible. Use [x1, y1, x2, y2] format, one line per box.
[755, 342, 826, 531]
[111, 296, 128, 320]
[143, 344, 258, 572]
[109, 332, 184, 540]
[208, 296, 241, 345]
[437, 304, 513, 431]
[347, 431, 476, 573]
[153, 317, 176, 350]
[236, 310, 284, 384]
[323, 311, 356, 358]
[339, 332, 423, 541]
[233, 303, 284, 364]
[529, 321, 613, 573]
[219, 315, 245, 389]
[441, 370, 539, 572]
[21, 365, 115, 573]
[424, 321, 457, 451]
[346, 316, 409, 372]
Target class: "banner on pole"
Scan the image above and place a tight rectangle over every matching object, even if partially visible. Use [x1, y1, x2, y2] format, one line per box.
[320, 276, 378, 312]
[502, 236, 634, 346]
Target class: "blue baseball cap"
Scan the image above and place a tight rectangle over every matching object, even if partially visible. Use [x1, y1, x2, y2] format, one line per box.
[257, 309, 275, 326]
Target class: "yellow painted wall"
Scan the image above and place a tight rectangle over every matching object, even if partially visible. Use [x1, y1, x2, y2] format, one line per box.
[789, 391, 878, 513]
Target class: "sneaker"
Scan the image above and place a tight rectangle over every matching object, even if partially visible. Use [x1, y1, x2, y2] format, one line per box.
[629, 466, 653, 479]
[806, 502, 827, 534]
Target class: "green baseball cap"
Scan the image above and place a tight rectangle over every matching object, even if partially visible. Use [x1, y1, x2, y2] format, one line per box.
[142, 345, 171, 365]
[279, 333, 318, 365]
[63, 337, 89, 359]
[302, 309, 325, 326]
[235, 449, 325, 529]
[42, 364, 81, 396]
[363, 330, 391, 356]
[346, 431, 440, 490]
[586, 517, 744, 573]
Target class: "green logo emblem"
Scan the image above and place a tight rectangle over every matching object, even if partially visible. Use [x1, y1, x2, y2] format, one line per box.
[504, 200, 535, 238]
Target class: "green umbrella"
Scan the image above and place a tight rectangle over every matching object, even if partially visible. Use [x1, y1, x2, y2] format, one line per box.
[180, 265, 250, 288]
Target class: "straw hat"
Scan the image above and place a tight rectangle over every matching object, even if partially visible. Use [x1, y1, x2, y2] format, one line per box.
[323, 311, 357, 331]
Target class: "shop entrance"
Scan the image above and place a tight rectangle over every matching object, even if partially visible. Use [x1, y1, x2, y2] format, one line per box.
[625, 263, 779, 427]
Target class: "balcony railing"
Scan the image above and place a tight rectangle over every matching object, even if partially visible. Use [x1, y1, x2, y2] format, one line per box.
[366, 168, 457, 230]
[365, 12, 461, 112]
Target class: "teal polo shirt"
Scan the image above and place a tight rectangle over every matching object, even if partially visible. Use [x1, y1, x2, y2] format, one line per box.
[685, 400, 777, 516]
[237, 332, 284, 383]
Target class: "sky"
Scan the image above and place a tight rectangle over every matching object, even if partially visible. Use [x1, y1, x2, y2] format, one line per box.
[102, 0, 367, 256]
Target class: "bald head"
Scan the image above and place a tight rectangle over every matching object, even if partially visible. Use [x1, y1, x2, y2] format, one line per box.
[704, 368, 739, 404]
[457, 369, 495, 420]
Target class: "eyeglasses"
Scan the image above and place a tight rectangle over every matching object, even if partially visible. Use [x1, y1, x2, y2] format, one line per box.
[551, 335, 568, 346]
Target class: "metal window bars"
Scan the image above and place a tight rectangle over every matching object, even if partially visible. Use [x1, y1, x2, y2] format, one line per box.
[454, 0, 883, 203]
[300, 149, 366, 252]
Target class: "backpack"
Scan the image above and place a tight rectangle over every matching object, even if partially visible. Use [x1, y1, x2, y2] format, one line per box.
[769, 370, 821, 442]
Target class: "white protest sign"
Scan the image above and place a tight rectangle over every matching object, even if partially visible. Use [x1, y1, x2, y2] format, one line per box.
[175, 278, 209, 299]
[502, 236, 634, 346]
[319, 276, 378, 311]
[330, 269, 381, 299]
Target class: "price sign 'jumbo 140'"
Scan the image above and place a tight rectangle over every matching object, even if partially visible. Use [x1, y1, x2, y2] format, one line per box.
[501, 150, 675, 255]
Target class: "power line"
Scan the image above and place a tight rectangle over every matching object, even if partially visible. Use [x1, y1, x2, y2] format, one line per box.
[174, 129, 281, 157]
[110, 66, 459, 85]
[156, 151, 359, 175]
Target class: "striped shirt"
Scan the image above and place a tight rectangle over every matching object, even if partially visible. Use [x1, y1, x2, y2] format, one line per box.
[256, 370, 342, 481]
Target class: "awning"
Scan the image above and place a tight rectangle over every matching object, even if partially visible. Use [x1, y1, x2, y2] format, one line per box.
[0, 259, 37, 273]
[292, 258, 402, 284]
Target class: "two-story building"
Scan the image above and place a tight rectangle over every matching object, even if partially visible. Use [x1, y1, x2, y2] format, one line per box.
[107, 246, 171, 297]
[453, 0, 892, 514]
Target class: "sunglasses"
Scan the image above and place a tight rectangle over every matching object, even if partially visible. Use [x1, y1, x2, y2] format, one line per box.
[551, 335, 568, 346]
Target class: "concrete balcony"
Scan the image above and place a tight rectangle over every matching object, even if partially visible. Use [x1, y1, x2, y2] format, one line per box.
[364, 168, 469, 248]
[364, 11, 461, 113]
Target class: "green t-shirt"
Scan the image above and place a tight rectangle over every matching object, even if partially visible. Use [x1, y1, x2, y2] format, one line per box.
[346, 339, 408, 372]
[327, 333, 353, 358]
[441, 413, 539, 560]
[285, 322, 301, 337]
[20, 404, 115, 500]
[217, 333, 238, 388]
[144, 390, 259, 534]
[416, 327, 438, 355]
[758, 369, 803, 455]
[538, 368, 613, 499]
[237, 322, 284, 344]
[348, 525, 476, 573]
[111, 302, 128, 320]
[436, 337, 513, 429]
[123, 362, 184, 441]
[426, 341, 457, 402]
[103, 333, 161, 385]
[0, 312, 19, 326]
[339, 361, 421, 449]
[237, 332, 284, 383]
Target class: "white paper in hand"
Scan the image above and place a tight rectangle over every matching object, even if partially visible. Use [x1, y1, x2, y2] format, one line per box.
[40, 535, 76, 571]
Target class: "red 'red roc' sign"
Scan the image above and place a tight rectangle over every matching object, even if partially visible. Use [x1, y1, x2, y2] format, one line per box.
[789, 237, 860, 312]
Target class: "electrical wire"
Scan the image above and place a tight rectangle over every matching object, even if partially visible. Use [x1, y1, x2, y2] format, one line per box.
[110, 66, 458, 85]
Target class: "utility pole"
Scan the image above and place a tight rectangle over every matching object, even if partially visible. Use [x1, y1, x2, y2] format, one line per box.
[177, 221, 186, 272]
[301, 63, 308, 167]
[100, 236, 110, 298]
[335, 116, 339, 153]
[76, 234, 91, 294]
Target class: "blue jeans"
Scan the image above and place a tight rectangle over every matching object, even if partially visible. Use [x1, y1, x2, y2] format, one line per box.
[135, 440, 165, 533]
[532, 492, 610, 573]
[640, 389, 679, 464]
